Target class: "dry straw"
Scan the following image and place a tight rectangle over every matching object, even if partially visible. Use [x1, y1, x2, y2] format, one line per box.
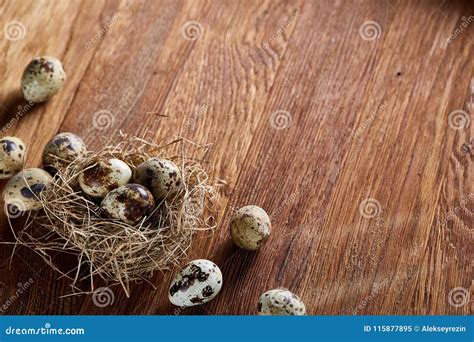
[7, 134, 218, 297]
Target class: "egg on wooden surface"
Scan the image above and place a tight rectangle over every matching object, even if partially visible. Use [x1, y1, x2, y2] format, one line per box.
[169, 259, 223, 307]
[230, 205, 271, 250]
[0, 137, 26, 179]
[101, 184, 155, 225]
[257, 288, 306, 316]
[2, 168, 53, 213]
[21, 56, 66, 103]
[78, 158, 132, 198]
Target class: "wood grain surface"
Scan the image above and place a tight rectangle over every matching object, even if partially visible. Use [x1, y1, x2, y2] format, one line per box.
[0, 0, 472, 315]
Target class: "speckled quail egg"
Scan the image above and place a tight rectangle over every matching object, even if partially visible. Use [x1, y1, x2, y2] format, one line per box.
[42, 132, 86, 170]
[257, 288, 306, 316]
[169, 259, 223, 307]
[132, 158, 183, 200]
[78, 158, 132, 198]
[230, 205, 271, 250]
[2, 168, 53, 211]
[101, 184, 155, 225]
[21, 56, 66, 103]
[0, 137, 26, 179]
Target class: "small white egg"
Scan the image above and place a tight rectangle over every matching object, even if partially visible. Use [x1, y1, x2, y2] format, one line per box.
[78, 158, 132, 198]
[2, 168, 53, 212]
[101, 184, 155, 225]
[42, 132, 86, 170]
[169, 259, 223, 307]
[257, 288, 306, 315]
[21, 56, 66, 103]
[230, 205, 271, 250]
[0, 136, 26, 179]
[132, 158, 183, 200]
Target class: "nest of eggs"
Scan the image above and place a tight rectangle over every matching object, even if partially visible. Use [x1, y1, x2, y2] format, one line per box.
[9, 135, 218, 296]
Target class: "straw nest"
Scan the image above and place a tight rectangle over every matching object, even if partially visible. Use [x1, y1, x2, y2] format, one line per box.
[7, 135, 218, 297]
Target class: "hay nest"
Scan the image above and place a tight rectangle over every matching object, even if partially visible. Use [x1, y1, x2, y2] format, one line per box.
[7, 135, 218, 297]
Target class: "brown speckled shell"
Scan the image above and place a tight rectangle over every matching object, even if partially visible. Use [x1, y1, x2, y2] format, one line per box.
[100, 183, 155, 224]
[257, 288, 306, 316]
[0, 137, 26, 179]
[2, 168, 53, 211]
[230, 205, 271, 250]
[169, 259, 223, 307]
[21, 56, 66, 103]
[132, 158, 183, 200]
[42, 132, 86, 169]
[78, 158, 132, 198]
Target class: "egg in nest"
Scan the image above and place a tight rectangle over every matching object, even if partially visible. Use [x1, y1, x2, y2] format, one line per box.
[132, 158, 183, 200]
[101, 184, 155, 225]
[78, 158, 131, 198]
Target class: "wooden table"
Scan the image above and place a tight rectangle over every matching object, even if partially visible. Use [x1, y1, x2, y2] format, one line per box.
[0, 0, 472, 315]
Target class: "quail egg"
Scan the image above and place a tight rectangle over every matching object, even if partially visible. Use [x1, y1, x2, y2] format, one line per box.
[42, 132, 86, 170]
[257, 288, 306, 316]
[169, 259, 223, 307]
[78, 158, 132, 198]
[2, 168, 53, 212]
[101, 184, 155, 225]
[21, 56, 66, 103]
[230, 205, 271, 250]
[0, 137, 26, 179]
[132, 158, 183, 200]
